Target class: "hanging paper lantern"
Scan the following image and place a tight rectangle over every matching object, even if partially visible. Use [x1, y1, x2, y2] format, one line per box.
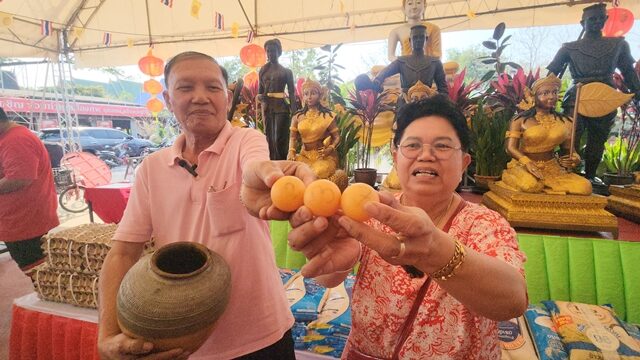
[240, 44, 266, 68]
[243, 70, 259, 88]
[138, 49, 164, 77]
[146, 97, 164, 113]
[143, 79, 164, 95]
[602, 8, 635, 37]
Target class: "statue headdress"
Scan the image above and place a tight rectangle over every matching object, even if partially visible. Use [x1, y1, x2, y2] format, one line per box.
[407, 80, 437, 101]
[302, 78, 322, 94]
[518, 74, 562, 111]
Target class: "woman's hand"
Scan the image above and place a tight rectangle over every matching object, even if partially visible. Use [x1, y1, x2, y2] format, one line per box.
[241, 160, 315, 220]
[98, 333, 189, 360]
[287, 206, 361, 279]
[319, 145, 335, 158]
[558, 154, 580, 169]
[337, 192, 444, 271]
[524, 161, 544, 180]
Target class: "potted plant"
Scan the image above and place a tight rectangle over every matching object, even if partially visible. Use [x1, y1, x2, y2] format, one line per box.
[468, 100, 512, 189]
[602, 99, 639, 186]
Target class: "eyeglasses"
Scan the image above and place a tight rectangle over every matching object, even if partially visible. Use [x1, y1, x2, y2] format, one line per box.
[398, 140, 461, 160]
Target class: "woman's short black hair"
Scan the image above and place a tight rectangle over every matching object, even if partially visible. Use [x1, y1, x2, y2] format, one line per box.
[164, 51, 228, 86]
[393, 94, 470, 152]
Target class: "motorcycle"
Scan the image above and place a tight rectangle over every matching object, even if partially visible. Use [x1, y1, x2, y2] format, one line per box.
[96, 146, 123, 168]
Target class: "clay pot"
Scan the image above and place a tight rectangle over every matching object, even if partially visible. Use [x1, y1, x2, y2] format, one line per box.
[354, 168, 378, 187]
[116, 242, 231, 353]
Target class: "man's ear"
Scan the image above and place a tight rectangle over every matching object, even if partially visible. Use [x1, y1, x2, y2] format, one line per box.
[162, 90, 172, 112]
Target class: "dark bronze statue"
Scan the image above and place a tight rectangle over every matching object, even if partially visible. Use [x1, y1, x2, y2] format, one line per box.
[547, 3, 640, 182]
[373, 25, 448, 96]
[258, 38, 297, 160]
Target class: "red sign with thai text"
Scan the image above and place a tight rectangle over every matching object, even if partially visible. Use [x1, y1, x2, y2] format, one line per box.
[0, 96, 150, 117]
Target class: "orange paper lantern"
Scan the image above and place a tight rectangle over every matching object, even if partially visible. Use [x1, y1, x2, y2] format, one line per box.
[146, 97, 164, 113]
[603, 7, 635, 37]
[139, 49, 164, 77]
[243, 70, 259, 88]
[239, 44, 266, 68]
[144, 79, 164, 95]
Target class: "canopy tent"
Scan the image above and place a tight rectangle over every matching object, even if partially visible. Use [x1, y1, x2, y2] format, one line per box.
[0, 0, 636, 67]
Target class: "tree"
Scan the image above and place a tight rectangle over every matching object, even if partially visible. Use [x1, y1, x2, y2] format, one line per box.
[284, 48, 319, 80]
[445, 45, 493, 81]
[219, 57, 250, 83]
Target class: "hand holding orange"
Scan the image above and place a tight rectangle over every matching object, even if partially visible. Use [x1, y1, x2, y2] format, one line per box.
[340, 183, 380, 221]
[303, 179, 342, 217]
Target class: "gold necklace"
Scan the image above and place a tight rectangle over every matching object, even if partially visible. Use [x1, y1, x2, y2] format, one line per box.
[400, 194, 456, 229]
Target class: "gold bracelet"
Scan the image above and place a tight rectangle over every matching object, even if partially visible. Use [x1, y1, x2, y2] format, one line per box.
[429, 240, 465, 281]
[518, 156, 532, 165]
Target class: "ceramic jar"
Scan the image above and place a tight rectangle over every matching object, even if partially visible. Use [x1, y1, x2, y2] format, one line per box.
[116, 242, 231, 353]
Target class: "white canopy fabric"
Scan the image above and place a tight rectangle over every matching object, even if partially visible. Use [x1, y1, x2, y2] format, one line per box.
[0, 0, 637, 67]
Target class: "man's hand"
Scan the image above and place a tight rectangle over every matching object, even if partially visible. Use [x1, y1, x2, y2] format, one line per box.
[241, 160, 315, 220]
[98, 333, 189, 360]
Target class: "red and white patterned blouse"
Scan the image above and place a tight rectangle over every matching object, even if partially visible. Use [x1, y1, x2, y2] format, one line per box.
[344, 201, 526, 360]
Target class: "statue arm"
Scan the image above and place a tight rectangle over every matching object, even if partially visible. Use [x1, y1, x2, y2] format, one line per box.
[434, 61, 448, 95]
[257, 67, 266, 101]
[287, 114, 300, 160]
[505, 118, 525, 160]
[373, 61, 400, 90]
[286, 69, 298, 113]
[327, 116, 340, 149]
[387, 29, 400, 62]
[546, 46, 569, 76]
[617, 41, 640, 97]
[426, 23, 442, 59]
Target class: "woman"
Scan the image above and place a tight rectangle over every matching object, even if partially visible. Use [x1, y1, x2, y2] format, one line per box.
[502, 74, 592, 195]
[287, 79, 346, 188]
[286, 95, 527, 359]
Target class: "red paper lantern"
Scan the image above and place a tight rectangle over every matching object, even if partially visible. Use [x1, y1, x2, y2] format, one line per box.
[243, 70, 259, 88]
[138, 49, 164, 77]
[146, 97, 164, 113]
[143, 79, 163, 95]
[602, 7, 635, 37]
[239, 44, 266, 68]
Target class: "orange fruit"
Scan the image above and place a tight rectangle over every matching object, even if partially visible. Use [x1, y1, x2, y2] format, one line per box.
[304, 179, 342, 217]
[270, 176, 306, 212]
[341, 183, 380, 221]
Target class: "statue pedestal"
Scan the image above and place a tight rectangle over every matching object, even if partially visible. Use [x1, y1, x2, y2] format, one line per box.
[482, 182, 618, 238]
[606, 185, 640, 224]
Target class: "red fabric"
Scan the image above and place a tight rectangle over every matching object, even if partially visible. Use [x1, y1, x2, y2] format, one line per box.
[83, 183, 132, 223]
[0, 125, 59, 241]
[10, 305, 100, 360]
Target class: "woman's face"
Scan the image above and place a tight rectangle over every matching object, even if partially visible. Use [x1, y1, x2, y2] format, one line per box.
[534, 83, 559, 111]
[393, 116, 471, 198]
[303, 87, 320, 107]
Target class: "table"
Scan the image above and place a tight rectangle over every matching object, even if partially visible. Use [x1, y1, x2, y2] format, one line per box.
[10, 293, 333, 360]
[83, 183, 132, 224]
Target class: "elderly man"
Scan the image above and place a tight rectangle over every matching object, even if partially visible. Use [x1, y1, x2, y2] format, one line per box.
[97, 51, 313, 360]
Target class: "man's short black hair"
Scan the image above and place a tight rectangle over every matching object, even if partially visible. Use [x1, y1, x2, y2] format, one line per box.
[582, 3, 607, 18]
[0, 107, 8, 122]
[164, 51, 228, 86]
[393, 94, 470, 152]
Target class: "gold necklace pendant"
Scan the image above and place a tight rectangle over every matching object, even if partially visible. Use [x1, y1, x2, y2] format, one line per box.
[536, 113, 557, 129]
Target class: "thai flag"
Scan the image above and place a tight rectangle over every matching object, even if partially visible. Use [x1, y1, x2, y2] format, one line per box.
[214, 12, 224, 30]
[161, 0, 173, 7]
[103, 32, 112, 46]
[41, 20, 52, 36]
[246, 30, 254, 43]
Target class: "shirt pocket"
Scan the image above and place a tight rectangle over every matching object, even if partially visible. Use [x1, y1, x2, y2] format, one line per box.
[205, 181, 245, 237]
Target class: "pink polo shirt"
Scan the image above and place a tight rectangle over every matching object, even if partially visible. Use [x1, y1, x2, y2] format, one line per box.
[114, 122, 294, 359]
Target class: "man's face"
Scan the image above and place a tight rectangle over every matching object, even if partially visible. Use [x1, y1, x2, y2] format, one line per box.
[266, 44, 279, 63]
[581, 9, 607, 33]
[403, 0, 425, 21]
[163, 57, 231, 138]
[410, 29, 426, 51]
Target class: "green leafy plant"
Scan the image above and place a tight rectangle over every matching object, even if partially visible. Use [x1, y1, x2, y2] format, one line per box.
[478, 22, 522, 81]
[314, 44, 346, 107]
[603, 101, 640, 176]
[347, 88, 393, 169]
[469, 101, 511, 177]
[334, 111, 361, 172]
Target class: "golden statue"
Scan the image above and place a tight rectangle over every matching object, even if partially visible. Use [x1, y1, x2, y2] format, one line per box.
[288, 79, 348, 190]
[501, 74, 592, 195]
[388, 0, 442, 61]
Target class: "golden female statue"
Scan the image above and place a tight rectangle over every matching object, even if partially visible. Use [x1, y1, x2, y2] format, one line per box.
[501, 75, 592, 195]
[288, 79, 347, 189]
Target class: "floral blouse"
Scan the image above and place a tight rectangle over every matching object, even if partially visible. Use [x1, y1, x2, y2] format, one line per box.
[344, 201, 526, 360]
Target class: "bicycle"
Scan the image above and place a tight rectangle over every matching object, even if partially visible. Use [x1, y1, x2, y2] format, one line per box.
[53, 167, 88, 213]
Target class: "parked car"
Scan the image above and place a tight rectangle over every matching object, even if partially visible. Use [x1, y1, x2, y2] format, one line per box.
[39, 127, 152, 156]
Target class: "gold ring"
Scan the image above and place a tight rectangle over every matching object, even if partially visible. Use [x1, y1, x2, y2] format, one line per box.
[391, 234, 406, 259]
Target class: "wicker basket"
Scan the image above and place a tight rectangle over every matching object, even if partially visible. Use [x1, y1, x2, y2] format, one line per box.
[31, 264, 100, 308]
